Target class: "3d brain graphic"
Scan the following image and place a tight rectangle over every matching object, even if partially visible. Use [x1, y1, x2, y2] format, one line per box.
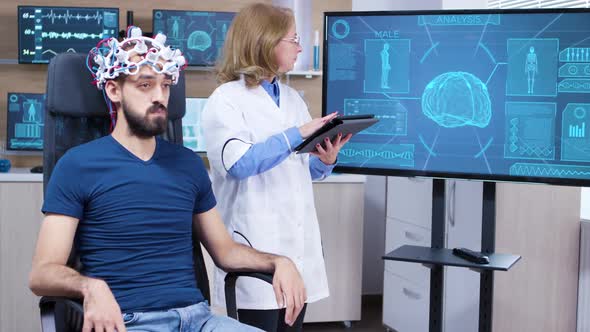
[422, 72, 492, 128]
[188, 30, 212, 51]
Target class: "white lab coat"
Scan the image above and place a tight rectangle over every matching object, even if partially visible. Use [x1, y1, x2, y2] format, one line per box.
[201, 77, 329, 310]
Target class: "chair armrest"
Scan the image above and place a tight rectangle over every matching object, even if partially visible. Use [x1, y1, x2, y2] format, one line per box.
[39, 296, 84, 332]
[224, 272, 274, 319]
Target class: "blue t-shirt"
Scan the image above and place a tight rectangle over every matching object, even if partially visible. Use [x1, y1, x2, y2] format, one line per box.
[42, 135, 216, 313]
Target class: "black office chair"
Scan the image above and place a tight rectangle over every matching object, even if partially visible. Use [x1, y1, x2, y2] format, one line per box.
[38, 53, 272, 332]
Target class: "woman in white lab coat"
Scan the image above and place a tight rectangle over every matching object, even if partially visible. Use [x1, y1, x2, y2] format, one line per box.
[202, 3, 351, 331]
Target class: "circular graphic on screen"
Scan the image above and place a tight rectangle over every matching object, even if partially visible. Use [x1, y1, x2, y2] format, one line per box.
[575, 106, 587, 119]
[331, 19, 350, 39]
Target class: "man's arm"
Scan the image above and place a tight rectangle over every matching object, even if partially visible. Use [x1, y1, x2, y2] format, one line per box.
[30, 214, 85, 297]
[29, 214, 126, 332]
[193, 208, 306, 326]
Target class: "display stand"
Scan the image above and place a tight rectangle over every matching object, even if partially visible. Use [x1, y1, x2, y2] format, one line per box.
[383, 179, 521, 332]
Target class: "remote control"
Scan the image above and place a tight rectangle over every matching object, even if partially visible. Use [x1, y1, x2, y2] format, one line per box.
[452, 247, 490, 264]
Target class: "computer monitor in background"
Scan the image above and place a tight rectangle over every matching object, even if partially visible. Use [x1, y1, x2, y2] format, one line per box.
[18, 6, 119, 64]
[183, 97, 208, 153]
[152, 10, 236, 66]
[6, 93, 45, 152]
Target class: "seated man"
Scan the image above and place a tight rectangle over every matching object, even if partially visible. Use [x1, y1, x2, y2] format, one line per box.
[29, 27, 306, 332]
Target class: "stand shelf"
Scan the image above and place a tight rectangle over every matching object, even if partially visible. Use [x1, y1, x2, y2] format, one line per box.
[383, 245, 521, 272]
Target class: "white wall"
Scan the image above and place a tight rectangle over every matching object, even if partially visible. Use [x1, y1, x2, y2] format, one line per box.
[353, 0, 442, 11]
[582, 188, 590, 219]
[352, 0, 488, 11]
[442, 0, 488, 9]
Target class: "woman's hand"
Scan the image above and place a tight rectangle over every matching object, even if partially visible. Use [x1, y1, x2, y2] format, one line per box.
[298, 112, 338, 139]
[311, 132, 352, 165]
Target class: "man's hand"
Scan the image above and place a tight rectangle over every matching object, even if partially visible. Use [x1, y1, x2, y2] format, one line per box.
[271, 257, 307, 326]
[311, 132, 352, 165]
[193, 210, 307, 326]
[298, 112, 338, 139]
[82, 279, 126, 332]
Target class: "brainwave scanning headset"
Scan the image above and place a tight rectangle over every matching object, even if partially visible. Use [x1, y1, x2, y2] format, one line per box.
[86, 26, 187, 129]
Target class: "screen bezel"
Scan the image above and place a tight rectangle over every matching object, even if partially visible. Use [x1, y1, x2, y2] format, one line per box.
[17, 5, 120, 65]
[151, 9, 236, 67]
[5, 92, 45, 152]
[323, 7, 590, 187]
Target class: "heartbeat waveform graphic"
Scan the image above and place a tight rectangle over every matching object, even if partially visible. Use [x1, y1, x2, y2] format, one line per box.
[510, 163, 590, 178]
[41, 9, 104, 25]
[40, 31, 104, 40]
[340, 149, 414, 160]
[41, 48, 76, 56]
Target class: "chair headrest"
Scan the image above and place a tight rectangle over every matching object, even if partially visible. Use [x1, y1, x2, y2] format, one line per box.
[45, 53, 186, 120]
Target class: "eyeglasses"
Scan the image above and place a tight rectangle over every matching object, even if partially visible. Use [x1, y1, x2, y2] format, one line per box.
[281, 34, 301, 45]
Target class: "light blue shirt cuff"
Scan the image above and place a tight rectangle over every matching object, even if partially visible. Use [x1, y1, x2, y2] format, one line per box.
[309, 156, 336, 180]
[283, 127, 303, 152]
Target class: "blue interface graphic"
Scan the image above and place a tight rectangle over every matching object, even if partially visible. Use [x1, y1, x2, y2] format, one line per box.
[325, 11, 590, 182]
[18, 6, 119, 64]
[6, 93, 45, 151]
[153, 10, 235, 66]
[183, 98, 208, 152]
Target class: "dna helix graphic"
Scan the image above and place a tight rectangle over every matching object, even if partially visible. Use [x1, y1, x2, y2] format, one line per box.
[340, 148, 414, 160]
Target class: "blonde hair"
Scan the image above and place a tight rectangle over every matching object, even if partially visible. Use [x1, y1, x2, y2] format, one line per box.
[216, 3, 294, 88]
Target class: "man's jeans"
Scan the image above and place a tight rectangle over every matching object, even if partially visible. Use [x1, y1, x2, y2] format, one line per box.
[122, 302, 264, 332]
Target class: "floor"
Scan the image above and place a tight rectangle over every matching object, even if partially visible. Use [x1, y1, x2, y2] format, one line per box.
[304, 295, 387, 332]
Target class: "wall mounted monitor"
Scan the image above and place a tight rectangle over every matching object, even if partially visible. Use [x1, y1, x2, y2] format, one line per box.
[18, 6, 119, 64]
[183, 97, 208, 153]
[152, 10, 236, 66]
[323, 8, 590, 186]
[6, 93, 45, 151]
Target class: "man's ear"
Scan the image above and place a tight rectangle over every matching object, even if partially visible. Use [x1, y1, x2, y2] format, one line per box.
[104, 80, 122, 104]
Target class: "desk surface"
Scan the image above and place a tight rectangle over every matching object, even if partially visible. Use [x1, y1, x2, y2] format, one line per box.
[0, 168, 43, 182]
[0, 168, 366, 184]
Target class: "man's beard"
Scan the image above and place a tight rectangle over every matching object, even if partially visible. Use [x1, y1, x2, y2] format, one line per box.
[121, 99, 168, 138]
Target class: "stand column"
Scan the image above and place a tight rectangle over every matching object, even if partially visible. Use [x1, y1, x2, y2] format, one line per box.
[479, 181, 496, 332]
[429, 179, 446, 332]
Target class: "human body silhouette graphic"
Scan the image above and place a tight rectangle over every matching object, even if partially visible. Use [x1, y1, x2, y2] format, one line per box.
[380, 43, 391, 89]
[525, 46, 538, 94]
[172, 19, 179, 38]
[27, 103, 37, 122]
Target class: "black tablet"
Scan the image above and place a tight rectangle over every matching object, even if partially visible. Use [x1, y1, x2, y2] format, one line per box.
[295, 115, 378, 154]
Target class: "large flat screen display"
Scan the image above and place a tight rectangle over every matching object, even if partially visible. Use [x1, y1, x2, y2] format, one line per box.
[152, 10, 235, 66]
[18, 6, 119, 64]
[6, 93, 45, 151]
[324, 9, 590, 186]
